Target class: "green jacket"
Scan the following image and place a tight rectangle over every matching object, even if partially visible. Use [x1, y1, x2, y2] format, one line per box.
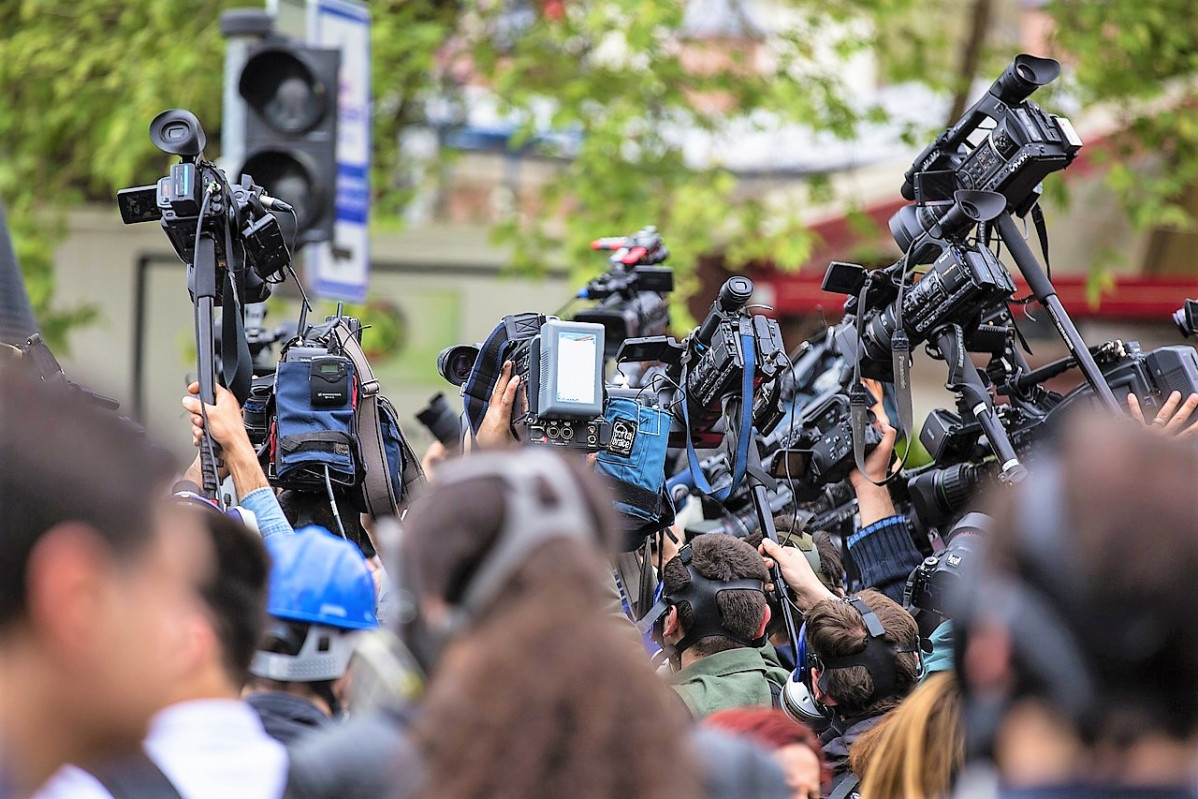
[669, 647, 791, 720]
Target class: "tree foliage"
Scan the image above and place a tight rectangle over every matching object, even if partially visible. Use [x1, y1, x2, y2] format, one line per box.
[4, 0, 1198, 345]
[0, 0, 237, 346]
[1049, 0, 1198, 233]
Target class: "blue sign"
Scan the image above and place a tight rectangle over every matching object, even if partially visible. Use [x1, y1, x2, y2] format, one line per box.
[308, 0, 371, 302]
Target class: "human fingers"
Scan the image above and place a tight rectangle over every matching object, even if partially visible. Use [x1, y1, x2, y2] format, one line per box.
[1154, 391, 1183, 427]
[498, 373, 521, 415]
[1127, 392, 1145, 424]
[862, 378, 891, 427]
[490, 361, 513, 404]
[1164, 393, 1198, 433]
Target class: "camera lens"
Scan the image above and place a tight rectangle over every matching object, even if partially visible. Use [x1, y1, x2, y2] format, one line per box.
[1173, 300, 1198, 339]
[437, 345, 481, 387]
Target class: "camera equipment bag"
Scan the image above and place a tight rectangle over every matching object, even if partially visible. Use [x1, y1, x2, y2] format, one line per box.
[268, 317, 424, 519]
[594, 396, 675, 549]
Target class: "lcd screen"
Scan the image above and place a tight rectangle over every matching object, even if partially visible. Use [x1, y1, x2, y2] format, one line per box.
[555, 331, 598, 404]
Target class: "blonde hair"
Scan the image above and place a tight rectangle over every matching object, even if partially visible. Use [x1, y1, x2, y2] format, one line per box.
[851, 672, 964, 799]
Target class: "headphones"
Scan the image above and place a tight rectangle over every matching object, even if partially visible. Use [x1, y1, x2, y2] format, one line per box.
[400, 450, 602, 668]
[952, 457, 1114, 750]
[636, 543, 766, 654]
[171, 485, 261, 537]
[801, 594, 921, 710]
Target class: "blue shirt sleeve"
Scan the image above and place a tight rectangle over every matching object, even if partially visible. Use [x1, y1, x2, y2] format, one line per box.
[846, 515, 924, 604]
[238, 486, 294, 539]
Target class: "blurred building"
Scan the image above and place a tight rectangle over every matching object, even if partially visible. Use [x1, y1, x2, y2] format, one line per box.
[40, 0, 1198, 456]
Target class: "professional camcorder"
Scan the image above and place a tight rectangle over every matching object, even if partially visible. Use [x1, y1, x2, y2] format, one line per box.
[573, 226, 674, 357]
[116, 108, 297, 498]
[118, 110, 291, 304]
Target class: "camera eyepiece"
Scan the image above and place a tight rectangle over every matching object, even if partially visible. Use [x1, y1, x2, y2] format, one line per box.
[990, 54, 1060, 106]
[719, 276, 754, 312]
[149, 109, 206, 159]
[437, 345, 481, 387]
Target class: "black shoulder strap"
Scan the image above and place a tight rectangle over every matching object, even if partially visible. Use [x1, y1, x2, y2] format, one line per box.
[827, 770, 860, 799]
[84, 750, 183, 799]
[768, 678, 783, 710]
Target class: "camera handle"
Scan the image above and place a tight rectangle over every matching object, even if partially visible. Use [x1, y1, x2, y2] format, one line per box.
[934, 326, 1027, 485]
[743, 441, 802, 667]
[190, 229, 224, 504]
[993, 212, 1120, 413]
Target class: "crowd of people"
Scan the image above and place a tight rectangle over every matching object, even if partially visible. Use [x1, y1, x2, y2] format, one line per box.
[4, 348, 1198, 799]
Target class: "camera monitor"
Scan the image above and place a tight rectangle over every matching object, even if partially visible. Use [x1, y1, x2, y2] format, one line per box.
[531, 320, 605, 419]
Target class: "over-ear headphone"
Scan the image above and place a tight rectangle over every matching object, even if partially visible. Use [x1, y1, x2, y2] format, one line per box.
[399, 450, 602, 669]
[802, 595, 921, 708]
[636, 543, 766, 653]
[951, 457, 1102, 748]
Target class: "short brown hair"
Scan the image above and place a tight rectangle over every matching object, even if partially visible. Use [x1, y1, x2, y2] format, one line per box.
[805, 589, 919, 715]
[662, 533, 768, 657]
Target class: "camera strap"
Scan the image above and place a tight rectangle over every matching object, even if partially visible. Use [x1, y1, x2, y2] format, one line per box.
[219, 202, 253, 405]
[678, 327, 756, 502]
[461, 313, 545, 440]
[329, 319, 425, 519]
[221, 268, 253, 404]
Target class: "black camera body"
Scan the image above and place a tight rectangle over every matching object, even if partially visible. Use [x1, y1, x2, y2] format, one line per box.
[901, 55, 1076, 217]
[764, 392, 884, 501]
[117, 110, 290, 305]
[1053, 342, 1198, 418]
[829, 242, 1016, 381]
[955, 104, 1081, 207]
[575, 226, 674, 357]
[682, 311, 787, 448]
[416, 393, 463, 452]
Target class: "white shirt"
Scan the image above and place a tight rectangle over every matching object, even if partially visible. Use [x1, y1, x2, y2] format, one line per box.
[34, 699, 289, 799]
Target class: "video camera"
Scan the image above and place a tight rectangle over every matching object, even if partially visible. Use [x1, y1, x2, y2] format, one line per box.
[116, 108, 297, 498]
[619, 276, 788, 448]
[573, 225, 674, 357]
[508, 315, 614, 451]
[898, 54, 1082, 233]
[117, 109, 291, 304]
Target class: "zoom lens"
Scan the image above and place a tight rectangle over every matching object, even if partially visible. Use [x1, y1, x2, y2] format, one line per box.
[437, 345, 481, 387]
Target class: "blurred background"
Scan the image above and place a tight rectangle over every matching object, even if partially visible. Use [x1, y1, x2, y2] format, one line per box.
[2, 0, 1197, 458]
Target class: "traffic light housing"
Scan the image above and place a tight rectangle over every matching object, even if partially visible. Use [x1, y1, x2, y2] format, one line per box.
[239, 40, 340, 248]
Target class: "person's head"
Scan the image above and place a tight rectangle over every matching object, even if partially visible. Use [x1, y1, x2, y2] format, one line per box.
[751, 525, 843, 645]
[408, 449, 700, 799]
[704, 707, 830, 799]
[804, 589, 921, 718]
[658, 533, 770, 659]
[247, 526, 378, 713]
[957, 414, 1198, 781]
[401, 448, 619, 663]
[850, 671, 964, 799]
[0, 369, 212, 790]
[172, 494, 271, 693]
[277, 489, 374, 558]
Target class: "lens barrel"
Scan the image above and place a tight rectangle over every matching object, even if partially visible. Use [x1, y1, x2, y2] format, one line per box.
[437, 345, 481, 387]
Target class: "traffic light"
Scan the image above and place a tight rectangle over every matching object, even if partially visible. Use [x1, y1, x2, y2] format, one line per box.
[238, 40, 340, 248]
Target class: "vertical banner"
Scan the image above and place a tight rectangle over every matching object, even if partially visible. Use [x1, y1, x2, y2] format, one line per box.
[308, 0, 371, 302]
